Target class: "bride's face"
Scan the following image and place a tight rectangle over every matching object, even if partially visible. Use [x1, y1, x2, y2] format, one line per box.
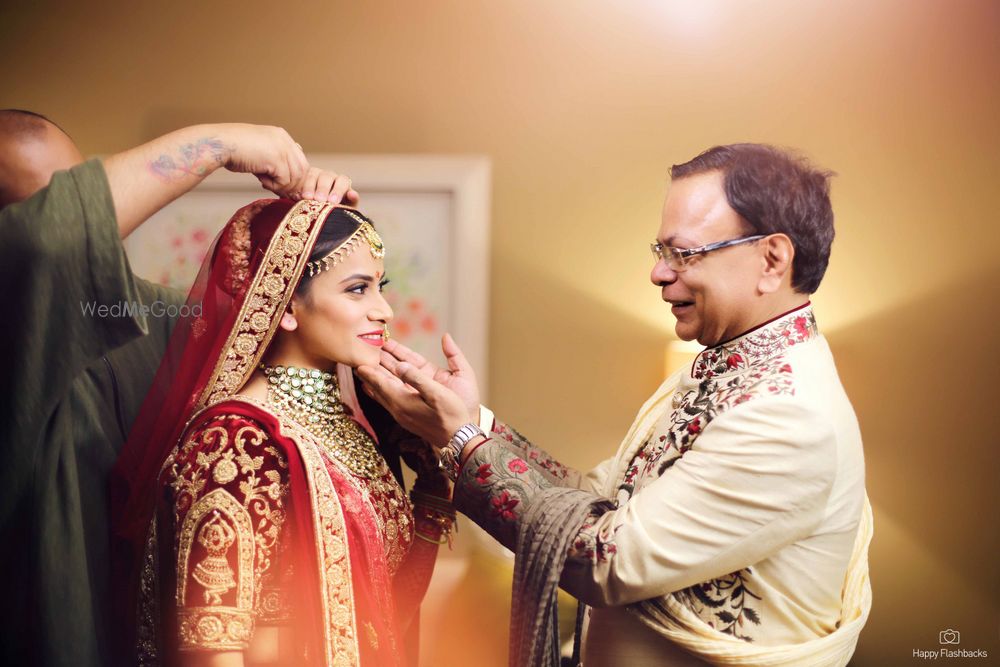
[283, 248, 393, 369]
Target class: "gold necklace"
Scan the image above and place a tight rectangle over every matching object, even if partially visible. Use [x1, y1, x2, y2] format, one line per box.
[261, 365, 384, 478]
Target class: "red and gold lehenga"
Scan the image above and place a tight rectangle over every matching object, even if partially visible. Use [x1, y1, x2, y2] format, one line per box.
[112, 200, 449, 666]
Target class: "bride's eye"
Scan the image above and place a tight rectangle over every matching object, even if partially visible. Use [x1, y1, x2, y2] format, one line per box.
[378, 278, 390, 292]
[346, 283, 368, 295]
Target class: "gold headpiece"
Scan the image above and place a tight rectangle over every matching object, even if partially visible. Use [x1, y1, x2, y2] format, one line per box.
[305, 210, 386, 277]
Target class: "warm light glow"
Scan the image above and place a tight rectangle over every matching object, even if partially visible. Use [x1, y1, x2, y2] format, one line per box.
[666, 338, 702, 376]
[5, 1, 996, 662]
[643, 0, 726, 34]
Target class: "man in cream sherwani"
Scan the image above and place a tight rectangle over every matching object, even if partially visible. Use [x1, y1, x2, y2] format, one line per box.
[361, 143, 871, 666]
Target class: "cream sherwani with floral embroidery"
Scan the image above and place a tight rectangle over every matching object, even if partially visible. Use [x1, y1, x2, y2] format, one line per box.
[454, 304, 867, 666]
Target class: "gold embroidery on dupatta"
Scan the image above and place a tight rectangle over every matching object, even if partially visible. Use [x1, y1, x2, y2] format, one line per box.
[293, 418, 361, 665]
[198, 200, 335, 408]
[364, 621, 379, 649]
[222, 200, 269, 296]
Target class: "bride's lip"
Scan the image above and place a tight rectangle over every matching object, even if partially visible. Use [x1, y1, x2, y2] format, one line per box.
[358, 331, 385, 347]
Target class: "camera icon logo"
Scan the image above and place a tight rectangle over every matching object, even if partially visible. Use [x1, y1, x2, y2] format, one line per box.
[938, 629, 960, 645]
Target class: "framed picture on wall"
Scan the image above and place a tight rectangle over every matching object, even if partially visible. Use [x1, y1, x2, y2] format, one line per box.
[123, 154, 492, 396]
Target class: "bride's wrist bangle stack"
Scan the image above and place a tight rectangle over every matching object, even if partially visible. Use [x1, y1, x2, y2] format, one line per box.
[412, 466, 453, 496]
[410, 489, 457, 547]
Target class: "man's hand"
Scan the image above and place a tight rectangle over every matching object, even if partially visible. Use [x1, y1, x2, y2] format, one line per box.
[293, 166, 360, 205]
[220, 127, 358, 204]
[357, 361, 475, 449]
[380, 334, 481, 418]
[105, 122, 361, 238]
[219, 123, 308, 197]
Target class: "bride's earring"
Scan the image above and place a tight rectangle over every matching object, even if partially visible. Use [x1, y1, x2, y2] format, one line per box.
[279, 310, 298, 332]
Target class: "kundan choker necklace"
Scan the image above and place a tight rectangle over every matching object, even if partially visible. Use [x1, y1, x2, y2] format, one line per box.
[261, 364, 383, 478]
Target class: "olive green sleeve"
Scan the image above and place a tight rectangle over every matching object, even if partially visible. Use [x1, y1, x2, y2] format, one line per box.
[0, 158, 146, 438]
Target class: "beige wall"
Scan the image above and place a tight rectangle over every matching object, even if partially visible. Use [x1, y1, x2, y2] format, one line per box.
[3, 0, 998, 663]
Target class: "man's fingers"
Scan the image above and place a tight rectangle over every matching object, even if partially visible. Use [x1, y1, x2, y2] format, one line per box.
[356, 365, 383, 396]
[380, 350, 429, 381]
[442, 333, 473, 375]
[287, 165, 308, 196]
[344, 188, 361, 205]
[288, 161, 314, 199]
[357, 364, 397, 399]
[359, 364, 419, 399]
[283, 130, 308, 189]
[313, 169, 337, 202]
[290, 137, 308, 177]
[328, 174, 353, 205]
[384, 339, 431, 369]
[382, 338, 404, 358]
[271, 160, 294, 196]
[379, 350, 402, 375]
[299, 167, 321, 200]
[256, 174, 278, 191]
[396, 362, 445, 402]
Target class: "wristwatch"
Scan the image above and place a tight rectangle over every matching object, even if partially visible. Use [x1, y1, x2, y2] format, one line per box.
[438, 423, 485, 481]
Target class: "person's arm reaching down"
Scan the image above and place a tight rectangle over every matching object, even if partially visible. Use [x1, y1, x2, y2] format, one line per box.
[103, 123, 357, 238]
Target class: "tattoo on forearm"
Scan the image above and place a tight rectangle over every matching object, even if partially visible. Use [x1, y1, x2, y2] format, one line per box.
[148, 137, 227, 181]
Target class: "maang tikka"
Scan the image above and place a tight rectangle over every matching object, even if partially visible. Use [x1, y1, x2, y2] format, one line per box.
[305, 211, 386, 277]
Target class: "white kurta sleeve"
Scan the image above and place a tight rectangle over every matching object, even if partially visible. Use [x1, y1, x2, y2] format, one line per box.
[577, 456, 615, 495]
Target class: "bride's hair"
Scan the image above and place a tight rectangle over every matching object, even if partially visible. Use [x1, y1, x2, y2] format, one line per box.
[295, 208, 373, 296]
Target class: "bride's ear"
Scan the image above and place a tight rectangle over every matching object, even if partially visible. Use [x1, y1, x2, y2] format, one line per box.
[279, 303, 299, 332]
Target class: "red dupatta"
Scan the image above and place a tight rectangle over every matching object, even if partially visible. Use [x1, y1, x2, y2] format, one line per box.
[112, 199, 400, 666]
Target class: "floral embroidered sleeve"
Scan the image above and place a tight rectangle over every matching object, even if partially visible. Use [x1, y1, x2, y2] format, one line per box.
[457, 398, 836, 608]
[455, 423, 617, 554]
[453, 437, 557, 551]
[491, 421, 581, 487]
[165, 412, 291, 651]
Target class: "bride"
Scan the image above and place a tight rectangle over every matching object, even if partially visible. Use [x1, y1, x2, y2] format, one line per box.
[112, 198, 453, 666]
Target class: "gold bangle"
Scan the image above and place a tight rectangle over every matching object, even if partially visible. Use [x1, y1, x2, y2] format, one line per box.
[410, 489, 455, 513]
[414, 531, 450, 545]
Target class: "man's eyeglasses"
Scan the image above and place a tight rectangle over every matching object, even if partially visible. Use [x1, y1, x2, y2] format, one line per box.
[650, 235, 766, 271]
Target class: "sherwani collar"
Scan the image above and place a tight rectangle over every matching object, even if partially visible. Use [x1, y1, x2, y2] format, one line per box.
[690, 302, 818, 380]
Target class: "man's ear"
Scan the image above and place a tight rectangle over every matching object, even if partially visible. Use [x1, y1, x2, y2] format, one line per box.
[758, 233, 794, 294]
